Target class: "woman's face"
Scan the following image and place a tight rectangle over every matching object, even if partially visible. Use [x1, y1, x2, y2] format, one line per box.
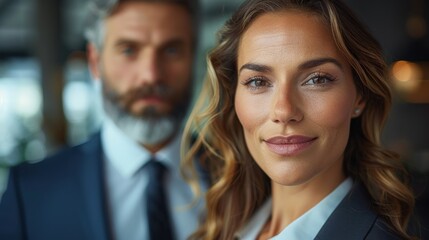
[235, 10, 365, 187]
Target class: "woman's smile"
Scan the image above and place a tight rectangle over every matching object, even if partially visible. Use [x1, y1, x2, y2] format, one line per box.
[263, 135, 318, 156]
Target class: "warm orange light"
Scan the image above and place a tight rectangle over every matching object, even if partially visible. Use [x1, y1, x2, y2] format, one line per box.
[390, 61, 429, 103]
[391, 60, 422, 82]
[391, 60, 422, 93]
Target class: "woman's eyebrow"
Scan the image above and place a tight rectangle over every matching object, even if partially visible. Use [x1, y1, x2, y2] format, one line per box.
[238, 57, 343, 75]
[298, 57, 343, 70]
[239, 63, 272, 74]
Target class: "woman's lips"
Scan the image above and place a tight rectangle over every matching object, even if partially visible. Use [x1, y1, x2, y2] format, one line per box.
[264, 135, 317, 156]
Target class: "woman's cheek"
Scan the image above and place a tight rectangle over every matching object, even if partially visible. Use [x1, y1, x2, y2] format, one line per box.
[235, 92, 269, 132]
[304, 92, 355, 129]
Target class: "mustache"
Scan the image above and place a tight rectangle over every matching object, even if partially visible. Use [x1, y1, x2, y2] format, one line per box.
[104, 84, 171, 107]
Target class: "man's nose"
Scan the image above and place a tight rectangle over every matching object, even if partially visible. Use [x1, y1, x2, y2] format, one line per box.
[137, 50, 161, 85]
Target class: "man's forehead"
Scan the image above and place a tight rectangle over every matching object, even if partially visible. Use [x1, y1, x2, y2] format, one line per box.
[108, 2, 191, 27]
[104, 3, 192, 45]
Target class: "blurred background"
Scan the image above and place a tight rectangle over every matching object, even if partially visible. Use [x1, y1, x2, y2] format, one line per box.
[0, 0, 428, 232]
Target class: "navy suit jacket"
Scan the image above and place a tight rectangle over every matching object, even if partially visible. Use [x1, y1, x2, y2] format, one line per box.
[0, 133, 113, 240]
[315, 182, 410, 240]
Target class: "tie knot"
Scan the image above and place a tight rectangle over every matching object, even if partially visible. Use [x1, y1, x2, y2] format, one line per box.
[145, 159, 167, 179]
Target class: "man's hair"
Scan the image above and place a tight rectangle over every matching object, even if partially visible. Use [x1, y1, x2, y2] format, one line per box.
[84, 0, 200, 51]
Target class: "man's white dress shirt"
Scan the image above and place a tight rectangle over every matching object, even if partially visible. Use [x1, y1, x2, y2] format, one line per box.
[236, 178, 353, 240]
[102, 118, 203, 240]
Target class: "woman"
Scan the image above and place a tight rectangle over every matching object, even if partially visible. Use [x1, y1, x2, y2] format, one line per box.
[182, 0, 417, 239]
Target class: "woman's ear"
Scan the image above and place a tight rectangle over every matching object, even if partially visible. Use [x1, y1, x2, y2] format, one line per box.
[352, 94, 366, 117]
[87, 43, 101, 81]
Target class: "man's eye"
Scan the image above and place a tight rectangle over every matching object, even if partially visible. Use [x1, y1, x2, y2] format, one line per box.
[121, 46, 136, 56]
[163, 46, 183, 58]
[165, 47, 178, 54]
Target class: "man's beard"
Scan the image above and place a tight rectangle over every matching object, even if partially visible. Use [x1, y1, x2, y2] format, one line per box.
[100, 78, 191, 146]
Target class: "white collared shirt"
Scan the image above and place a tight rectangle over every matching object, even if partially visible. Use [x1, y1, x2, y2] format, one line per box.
[102, 118, 203, 240]
[236, 178, 353, 240]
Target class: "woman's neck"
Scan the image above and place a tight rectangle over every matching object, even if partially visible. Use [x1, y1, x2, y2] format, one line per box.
[258, 171, 346, 239]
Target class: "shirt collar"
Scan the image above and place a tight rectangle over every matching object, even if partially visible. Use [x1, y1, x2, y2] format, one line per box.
[101, 117, 182, 178]
[152, 128, 182, 172]
[236, 177, 353, 240]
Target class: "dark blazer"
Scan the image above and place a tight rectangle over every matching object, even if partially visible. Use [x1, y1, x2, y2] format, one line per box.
[0, 133, 112, 240]
[315, 182, 405, 240]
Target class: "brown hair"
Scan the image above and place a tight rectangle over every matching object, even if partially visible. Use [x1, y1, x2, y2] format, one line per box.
[182, 0, 415, 239]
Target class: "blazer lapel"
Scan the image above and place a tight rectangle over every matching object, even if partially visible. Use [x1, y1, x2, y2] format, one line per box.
[79, 133, 113, 240]
[315, 182, 377, 240]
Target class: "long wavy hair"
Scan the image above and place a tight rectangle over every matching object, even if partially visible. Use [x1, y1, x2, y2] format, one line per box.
[181, 0, 415, 239]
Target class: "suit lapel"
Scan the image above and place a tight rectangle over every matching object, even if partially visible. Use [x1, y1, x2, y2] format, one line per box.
[315, 182, 377, 240]
[79, 133, 113, 240]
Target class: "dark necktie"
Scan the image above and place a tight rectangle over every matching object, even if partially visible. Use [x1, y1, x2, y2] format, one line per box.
[145, 159, 175, 240]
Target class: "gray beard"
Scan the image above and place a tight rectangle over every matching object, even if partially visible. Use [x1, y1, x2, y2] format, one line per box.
[95, 80, 189, 146]
[104, 101, 178, 145]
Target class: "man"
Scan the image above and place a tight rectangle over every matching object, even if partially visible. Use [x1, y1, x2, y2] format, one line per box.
[0, 0, 202, 239]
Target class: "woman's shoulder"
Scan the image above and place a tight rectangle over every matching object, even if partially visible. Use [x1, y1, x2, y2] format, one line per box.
[365, 217, 404, 240]
[315, 182, 406, 239]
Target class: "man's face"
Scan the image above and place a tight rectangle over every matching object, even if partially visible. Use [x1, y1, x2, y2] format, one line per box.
[90, 2, 194, 148]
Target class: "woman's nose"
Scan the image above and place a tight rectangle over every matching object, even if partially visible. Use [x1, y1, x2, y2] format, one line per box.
[269, 86, 303, 124]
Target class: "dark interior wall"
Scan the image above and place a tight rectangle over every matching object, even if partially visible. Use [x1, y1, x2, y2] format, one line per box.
[343, 0, 412, 62]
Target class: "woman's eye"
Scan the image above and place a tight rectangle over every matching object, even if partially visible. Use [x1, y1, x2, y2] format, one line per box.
[303, 74, 334, 85]
[244, 77, 271, 89]
[242, 77, 271, 91]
